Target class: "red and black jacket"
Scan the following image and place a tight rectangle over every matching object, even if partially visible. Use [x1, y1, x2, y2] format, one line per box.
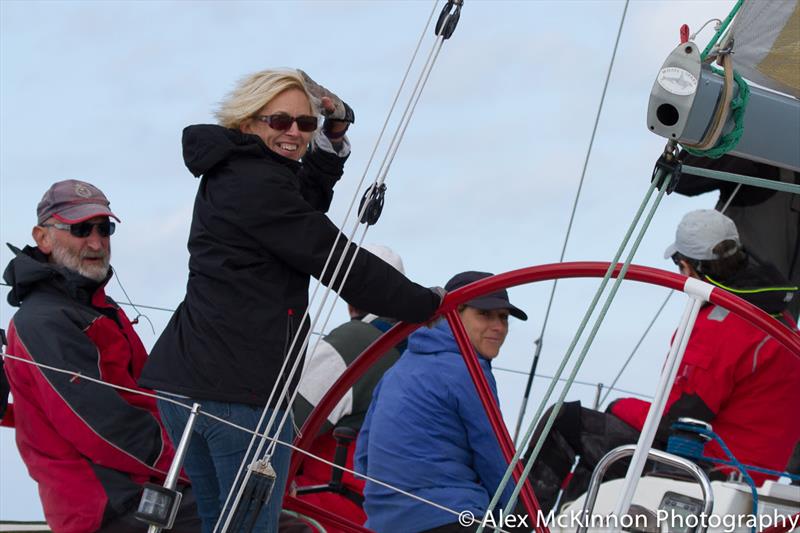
[611, 256, 800, 483]
[3, 245, 178, 533]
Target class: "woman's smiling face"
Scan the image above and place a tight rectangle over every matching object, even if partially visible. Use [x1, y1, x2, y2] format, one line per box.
[241, 87, 316, 160]
[459, 305, 509, 359]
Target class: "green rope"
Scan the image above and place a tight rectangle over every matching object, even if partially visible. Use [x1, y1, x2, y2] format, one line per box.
[681, 164, 800, 195]
[477, 170, 672, 529]
[682, 67, 750, 159]
[700, 0, 744, 62]
[685, 0, 748, 159]
[502, 170, 673, 519]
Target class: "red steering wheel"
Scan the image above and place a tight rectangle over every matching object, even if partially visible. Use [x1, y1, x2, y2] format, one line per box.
[284, 262, 800, 533]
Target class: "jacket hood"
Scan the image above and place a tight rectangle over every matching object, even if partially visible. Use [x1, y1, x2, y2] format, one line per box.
[3, 243, 108, 307]
[182, 124, 301, 178]
[704, 253, 797, 315]
[408, 320, 493, 362]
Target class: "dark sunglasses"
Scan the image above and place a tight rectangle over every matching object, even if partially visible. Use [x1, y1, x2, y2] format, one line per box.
[255, 113, 318, 133]
[41, 220, 116, 238]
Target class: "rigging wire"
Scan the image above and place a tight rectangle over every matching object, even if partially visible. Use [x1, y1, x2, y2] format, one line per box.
[263, 10, 466, 457]
[500, 169, 675, 524]
[597, 290, 673, 408]
[0, 350, 518, 532]
[217, 2, 462, 529]
[214, 3, 443, 521]
[598, 179, 744, 408]
[720, 183, 742, 213]
[700, 0, 744, 61]
[689, 18, 722, 43]
[493, 365, 652, 400]
[262, 3, 456, 462]
[115, 300, 175, 314]
[237, 38, 453, 532]
[511, 0, 631, 445]
[221, 30, 444, 533]
[0, 283, 331, 337]
[112, 269, 155, 335]
[510, 0, 748, 459]
[486, 166, 674, 530]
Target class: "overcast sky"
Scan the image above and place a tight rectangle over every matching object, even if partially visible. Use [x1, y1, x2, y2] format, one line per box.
[0, 0, 737, 520]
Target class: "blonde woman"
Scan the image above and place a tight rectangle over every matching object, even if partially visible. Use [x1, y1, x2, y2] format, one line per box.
[140, 69, 443, 532]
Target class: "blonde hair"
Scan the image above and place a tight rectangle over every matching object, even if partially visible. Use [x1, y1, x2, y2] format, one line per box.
[214, 69, 316, 129]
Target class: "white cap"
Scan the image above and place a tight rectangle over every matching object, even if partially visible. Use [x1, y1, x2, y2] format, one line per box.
[664, 209, 740, 261]
[363, 244, 405, 275]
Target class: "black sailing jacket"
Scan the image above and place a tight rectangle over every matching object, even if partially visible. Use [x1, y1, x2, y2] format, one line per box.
[140, 125, 439, 405]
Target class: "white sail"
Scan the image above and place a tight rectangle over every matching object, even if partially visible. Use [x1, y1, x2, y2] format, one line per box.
[730, 0, 800, 98]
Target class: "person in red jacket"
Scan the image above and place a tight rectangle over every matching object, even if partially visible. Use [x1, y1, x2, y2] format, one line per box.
[526, 209, 800, 513]
[2, 180, 200, 533]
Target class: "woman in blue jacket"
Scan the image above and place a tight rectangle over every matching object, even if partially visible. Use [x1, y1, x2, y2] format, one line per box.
[355, 271, 527, 533]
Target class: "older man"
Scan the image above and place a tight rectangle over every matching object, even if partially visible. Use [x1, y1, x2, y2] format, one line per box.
[2, 180, 199, 533]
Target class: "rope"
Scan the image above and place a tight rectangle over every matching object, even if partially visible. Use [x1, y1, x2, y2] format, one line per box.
[719, 183, 742, 213]
[599, 171, 742, 411]
[669, 422, 773, 533]
[667, 434, 800, 483]
[598, 290, 673, 408]
[218, 2, 463, 528]
[492, 366, 653, 400]
[682, 64, 750, 159]
[215, 3, 443, 523]
[512, 0, 630, 446]
[240, 0, 449, 493]
[503, 170, 675, 520]
[262, 0, 462, 465]
[679, 164, 800, 194]
[0, 350, 514, 532]
[680, 0, 749, 157]
[111, 269, 156, 335]
[699, 0, 744, 62]
[1, 282, 331, 339]
[684, 53, 736, 152]
[482, 168, 674, 531]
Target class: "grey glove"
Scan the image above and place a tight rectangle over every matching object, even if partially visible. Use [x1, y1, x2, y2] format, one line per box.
[430, 286, 447, 307]
[298, 69, 355, 124]
[425, 286, 447, 328]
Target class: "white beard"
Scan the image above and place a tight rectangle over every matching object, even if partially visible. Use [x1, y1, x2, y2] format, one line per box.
[51, 243, 110, 282]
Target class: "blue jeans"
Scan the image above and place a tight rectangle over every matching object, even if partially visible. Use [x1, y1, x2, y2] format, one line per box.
[158, 398, 293, 533]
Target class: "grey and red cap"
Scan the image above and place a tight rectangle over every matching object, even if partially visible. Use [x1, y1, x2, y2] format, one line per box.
[445, 271, 528, 321]
[37, 179, 120, 225]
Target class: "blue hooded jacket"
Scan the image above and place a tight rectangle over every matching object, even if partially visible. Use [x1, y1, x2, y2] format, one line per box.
[354, 320, 513, 532]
